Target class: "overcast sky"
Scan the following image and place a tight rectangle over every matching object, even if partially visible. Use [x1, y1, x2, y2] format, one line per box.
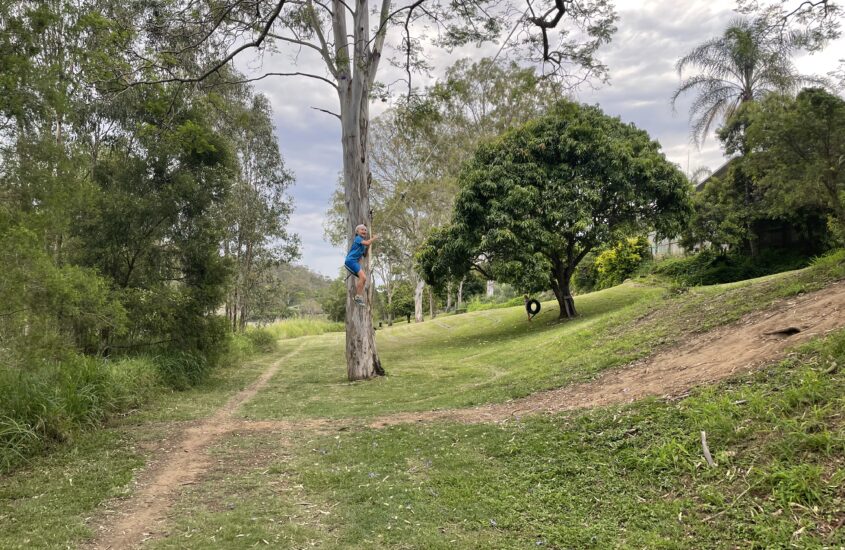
[244, 0, 844, 277]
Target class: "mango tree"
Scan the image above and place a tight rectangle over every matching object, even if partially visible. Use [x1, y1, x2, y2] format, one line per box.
[417, 100, 691, 319]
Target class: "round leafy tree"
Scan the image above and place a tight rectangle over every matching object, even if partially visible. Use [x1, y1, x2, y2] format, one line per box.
[417, 100, 691, 319]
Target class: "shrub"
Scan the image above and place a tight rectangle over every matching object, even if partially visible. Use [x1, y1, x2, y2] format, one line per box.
[593, 236, 652, 289]
[574, 236, 651, 292]
[244, 327, 278, 352]
[0, 355, 160, 473]
[653, 247, 813, 286]
[155, 351, 209, 391]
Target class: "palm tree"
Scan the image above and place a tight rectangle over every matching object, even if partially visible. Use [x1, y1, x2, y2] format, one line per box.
[671, 18, 809, 146]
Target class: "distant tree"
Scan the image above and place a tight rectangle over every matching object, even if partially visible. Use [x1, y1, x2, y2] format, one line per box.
[320, 277, 348, 323]
[746, 87, 845, 241]
[220, 91, 299, 331]
[672, 17, 820, 256]
[418, 101, 691, 319]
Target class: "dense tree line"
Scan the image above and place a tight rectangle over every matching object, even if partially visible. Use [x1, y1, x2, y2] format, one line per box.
[0, 2, 298, 378]
[674, 14, 844, 262]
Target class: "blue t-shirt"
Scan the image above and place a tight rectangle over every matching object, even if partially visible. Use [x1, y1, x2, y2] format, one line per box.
[346, 235, 367, 261]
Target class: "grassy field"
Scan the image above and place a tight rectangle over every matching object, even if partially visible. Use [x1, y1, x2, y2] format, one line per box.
[156, 331, 845, 548]
[1, 252, 844, 549]
[241, 251, 845, 420]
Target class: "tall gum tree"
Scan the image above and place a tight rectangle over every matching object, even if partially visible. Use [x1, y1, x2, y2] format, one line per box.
[111, 0, 617, 380]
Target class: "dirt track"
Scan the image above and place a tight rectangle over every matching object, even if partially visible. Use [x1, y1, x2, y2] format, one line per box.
[86, 342, 306, 550]
[87, 282, 845, 548]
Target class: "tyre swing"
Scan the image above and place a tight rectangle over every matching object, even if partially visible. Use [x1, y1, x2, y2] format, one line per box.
[524, 296, 541, 321]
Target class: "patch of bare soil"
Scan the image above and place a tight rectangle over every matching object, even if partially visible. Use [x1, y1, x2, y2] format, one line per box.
[368, 282, 845, 426]
[85, 342, 305, 550]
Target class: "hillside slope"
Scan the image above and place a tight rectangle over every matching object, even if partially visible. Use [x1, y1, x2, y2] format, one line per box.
[2, 252, 844, 549]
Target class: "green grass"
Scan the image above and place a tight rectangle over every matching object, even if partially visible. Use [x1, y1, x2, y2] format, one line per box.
[0, 355, 161, 473]
[2, 252, 844, 549]
[262, 317, 344, 340]
[241, 283, 666, 419]
[241, 250, 845, 420]
[0, 425, 165, 549]
[157, 329, 845, 549]
[0, 349, 283, 549]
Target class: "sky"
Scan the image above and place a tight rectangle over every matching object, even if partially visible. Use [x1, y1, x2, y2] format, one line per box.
[243, 0, 845, 277]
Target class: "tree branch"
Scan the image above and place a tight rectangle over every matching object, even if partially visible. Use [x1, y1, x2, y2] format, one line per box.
[216, 71, 338, 90]
[123, 0, 289, 88]
[311, 106, 341, 119]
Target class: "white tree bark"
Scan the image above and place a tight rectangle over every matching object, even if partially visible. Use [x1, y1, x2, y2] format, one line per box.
[414, 278, 425, 322]
[486, 280, 495, 297]
[334, 0, 388, 380]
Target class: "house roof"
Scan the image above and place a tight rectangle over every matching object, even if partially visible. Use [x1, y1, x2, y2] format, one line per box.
[695, 158, 736, 192]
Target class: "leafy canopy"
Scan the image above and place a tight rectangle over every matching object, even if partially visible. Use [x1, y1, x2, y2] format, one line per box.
[746, 87, 845, 241]
[418, 100, 690, 316]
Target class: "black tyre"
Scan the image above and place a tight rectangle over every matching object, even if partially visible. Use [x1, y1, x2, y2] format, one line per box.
[526, 299, 541, 315]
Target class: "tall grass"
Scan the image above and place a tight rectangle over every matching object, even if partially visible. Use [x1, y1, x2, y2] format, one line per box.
[0, 355, 160, 473]
[262, 318, 343, 340]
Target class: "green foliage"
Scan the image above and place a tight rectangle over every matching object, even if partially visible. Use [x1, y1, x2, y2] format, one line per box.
[419, 99, 691, 318]
[0, 355, 160, 473]
[155, 351, 210, 391]
[578, 236, 652, 291]
[383, 280, 416, 321]
[319, 278, 348, 322]
[652, 247, 815, 286]
[746, 88, 845, 243]
[243, 328, 278, 353]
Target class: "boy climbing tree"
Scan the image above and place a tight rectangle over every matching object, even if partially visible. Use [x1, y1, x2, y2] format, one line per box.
[345, 224, 378, 306]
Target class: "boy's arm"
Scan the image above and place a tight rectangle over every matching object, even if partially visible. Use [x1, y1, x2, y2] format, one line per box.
[362, 235, 378, 246]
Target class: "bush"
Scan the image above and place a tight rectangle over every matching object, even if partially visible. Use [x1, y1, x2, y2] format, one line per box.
[0, 355, 160, 473]
[244, 327, 278, 352]
[574, 236, 651, 292]
[652, 247, 814, 286]
[155, 351, 209, 391]
[594, 236, 652, 289]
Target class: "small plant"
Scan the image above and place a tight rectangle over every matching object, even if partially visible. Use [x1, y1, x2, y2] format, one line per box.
[155, 351, 209, 391]
[244, 328, 278, 352]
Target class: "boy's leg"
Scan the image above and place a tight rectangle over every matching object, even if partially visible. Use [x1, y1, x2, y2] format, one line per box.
[356, 270, 366, 296]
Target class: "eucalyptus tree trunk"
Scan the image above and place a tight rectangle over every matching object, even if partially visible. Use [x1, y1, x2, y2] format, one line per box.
[335, 0, 386, 380]
[446, 281, 452, 312]
[457, 279, 464, 311]
[428, 286, 435, 318]
[414, 279, 425, 322]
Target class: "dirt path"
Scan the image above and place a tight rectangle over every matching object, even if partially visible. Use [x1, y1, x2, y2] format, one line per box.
[86, 342, 305, 550]
[368, 281, 845, 426]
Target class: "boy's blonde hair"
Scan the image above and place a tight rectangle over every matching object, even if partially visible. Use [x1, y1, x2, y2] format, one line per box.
[355, 224, 367, 232]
